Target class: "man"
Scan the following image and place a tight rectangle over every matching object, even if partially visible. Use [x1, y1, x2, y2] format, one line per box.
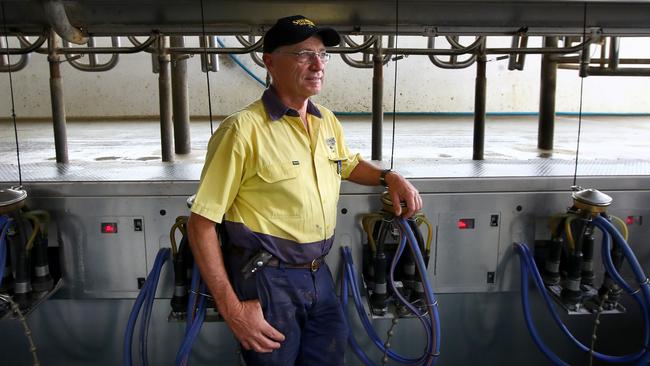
[188, 15, 422, 366]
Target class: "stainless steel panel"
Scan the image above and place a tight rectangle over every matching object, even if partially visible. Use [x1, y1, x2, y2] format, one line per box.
[3, 1, 650, 35]
[435, 211, 500, 292]
[80, 215, 146, 294]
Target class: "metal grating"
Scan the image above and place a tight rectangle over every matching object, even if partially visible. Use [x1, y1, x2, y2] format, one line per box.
[2, 159, 650, 183]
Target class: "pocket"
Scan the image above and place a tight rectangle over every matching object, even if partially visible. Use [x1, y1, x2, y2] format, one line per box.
[256, 161, 300, 183]
[328, 155, 346, 177]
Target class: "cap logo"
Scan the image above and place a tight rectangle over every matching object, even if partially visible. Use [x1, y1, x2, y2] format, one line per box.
[293, 18, 315, 27]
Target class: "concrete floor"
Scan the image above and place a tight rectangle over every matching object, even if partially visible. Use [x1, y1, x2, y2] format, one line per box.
[1, 115, 649, 180]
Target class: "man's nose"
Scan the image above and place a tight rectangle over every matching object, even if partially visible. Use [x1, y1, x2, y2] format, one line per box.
[310, 55, 326, 70]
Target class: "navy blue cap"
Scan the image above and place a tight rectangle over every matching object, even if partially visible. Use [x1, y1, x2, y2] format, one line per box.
[263, 15, 340, 53]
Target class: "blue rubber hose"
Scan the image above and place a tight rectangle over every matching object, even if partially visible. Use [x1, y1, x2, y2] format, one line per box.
[340, 217, 440, 365]
[176, 262, 207, 366]
[0, 216, 10, 288]
[514, 234, 650, 364]
[516, 242, 644, 363]
[140, 248, 170, 366]
[339, 258, 378, 366]
[342, 246, 425, 364]
[123, 247, 170, 366]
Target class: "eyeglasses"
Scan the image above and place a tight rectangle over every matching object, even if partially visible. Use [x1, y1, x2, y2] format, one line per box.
[282, 50, 331, 64]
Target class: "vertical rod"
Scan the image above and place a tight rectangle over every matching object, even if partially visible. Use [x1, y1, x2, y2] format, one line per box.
[170, 36, 191, 154]
[0, 36, 8, 66]
[158, 37, 174, 162]
[371, 39, 383, 161]
[472, 49, 486, 160]
[538, 36, 558, 151]
[48, 31, 69, 164]
[608, 36, 620, 70]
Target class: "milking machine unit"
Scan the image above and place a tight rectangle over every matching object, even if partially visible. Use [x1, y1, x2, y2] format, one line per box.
[360, 192, 433, 316]
[515, 186, 650, 365]
[341, 192, 440, 366]
[0, 186, 59, 313]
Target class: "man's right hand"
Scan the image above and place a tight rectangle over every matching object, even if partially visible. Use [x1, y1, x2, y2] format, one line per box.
[225, 299, 285, 353]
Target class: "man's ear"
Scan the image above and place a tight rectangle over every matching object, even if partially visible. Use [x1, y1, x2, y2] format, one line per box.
[262, 53, 273, 72]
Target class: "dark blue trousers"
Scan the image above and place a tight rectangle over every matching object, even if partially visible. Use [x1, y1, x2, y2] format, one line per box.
[230, 258, 347, 366]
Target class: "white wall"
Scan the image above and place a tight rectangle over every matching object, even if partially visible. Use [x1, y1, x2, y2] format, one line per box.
[1, 35, 649, 119]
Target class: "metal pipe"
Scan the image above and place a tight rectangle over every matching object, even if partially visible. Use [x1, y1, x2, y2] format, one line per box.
[170, 36, 191, 155]
[169, 37, 263, 55]
[554, 56, 650, 65]
[427, 36, 477, 69]
[0, 36, 30, 72]
[200, 35, 219, 72]
[65, 36, 120, 72]
[234, 35, 264, 68]
[158, 37, 174, 162]
[485, 38, 590, 55]
[371, 40, 383, 161]
[608, 36, 620, 70]
[56, 34, 156, 54]
[472, 45, 487, 161]
[2, 32, 47, 55]
[48, 32, 68, 163]
[579, 37, 591, 78]
[42, 0, 88, 45]
[538, 37, 558, 152]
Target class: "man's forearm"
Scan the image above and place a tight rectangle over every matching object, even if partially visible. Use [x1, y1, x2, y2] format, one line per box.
[187, 213, 240, 318]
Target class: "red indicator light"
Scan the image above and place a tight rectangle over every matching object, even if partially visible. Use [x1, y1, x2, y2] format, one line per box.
[626, 216, 635, 225]
[457, 218, 475, 229]
[101, 222, 118, 234]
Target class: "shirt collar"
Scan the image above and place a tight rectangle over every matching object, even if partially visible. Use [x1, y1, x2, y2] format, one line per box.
[262, 87, 322, 121]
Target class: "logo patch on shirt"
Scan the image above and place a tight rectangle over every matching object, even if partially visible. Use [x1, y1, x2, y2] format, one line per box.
[292, 161, 300, 165]
[326, 137, 336, 152]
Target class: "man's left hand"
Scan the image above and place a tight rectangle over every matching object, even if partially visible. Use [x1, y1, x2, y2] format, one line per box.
[385, 172, 422, 218]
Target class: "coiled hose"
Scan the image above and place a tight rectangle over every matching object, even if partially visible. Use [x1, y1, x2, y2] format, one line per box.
[123, 247, 171, 366]
[340, 217, 440, 365]
[514, 215, 650, 365]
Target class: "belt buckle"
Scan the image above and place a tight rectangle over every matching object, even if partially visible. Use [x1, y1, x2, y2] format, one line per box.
[310, 258, 319, 272]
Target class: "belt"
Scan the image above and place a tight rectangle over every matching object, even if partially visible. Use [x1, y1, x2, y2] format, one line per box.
[267, 257, 324, 272]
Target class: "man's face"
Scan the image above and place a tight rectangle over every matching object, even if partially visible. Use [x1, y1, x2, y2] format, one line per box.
[265, 36, 327, 99]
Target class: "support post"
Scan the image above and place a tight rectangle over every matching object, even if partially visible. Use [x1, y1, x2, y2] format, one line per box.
[171, 36, 191, 155]
[472, 48, 487, 161]
[371, 39, 383, 161]
[48, 31, 68, 163]
[158, 36, 174, 162]
[538, 36, 558, 152]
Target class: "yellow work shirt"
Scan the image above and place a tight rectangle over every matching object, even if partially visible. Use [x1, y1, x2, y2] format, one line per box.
[191, 90, 361, 263]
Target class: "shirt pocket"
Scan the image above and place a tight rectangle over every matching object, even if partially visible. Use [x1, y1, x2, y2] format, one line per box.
[257, 161, 300, 183]
[328, 154, 346, 178]
[255, 161, 303, 217]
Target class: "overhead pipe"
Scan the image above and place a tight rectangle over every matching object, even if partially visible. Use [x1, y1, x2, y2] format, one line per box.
[1, 32, 48, 55]
[41, 0, 88, 45]
[508, 33, 528, 70]
[0, 36, 31, 72]
[63, 36, 120, 72]
[339, 35, 393, 68]
[234, 35, 264, 68]
[170, 36, 191, 155]
[426, 36, 478, 69]
[169, 37, 263, 55]
[56, 34, 156, 54]
[538, 37, 558, 152]
[200, 35, 219, 72]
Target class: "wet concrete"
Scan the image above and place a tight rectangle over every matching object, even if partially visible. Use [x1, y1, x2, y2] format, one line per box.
[1, 115, 649, 179]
